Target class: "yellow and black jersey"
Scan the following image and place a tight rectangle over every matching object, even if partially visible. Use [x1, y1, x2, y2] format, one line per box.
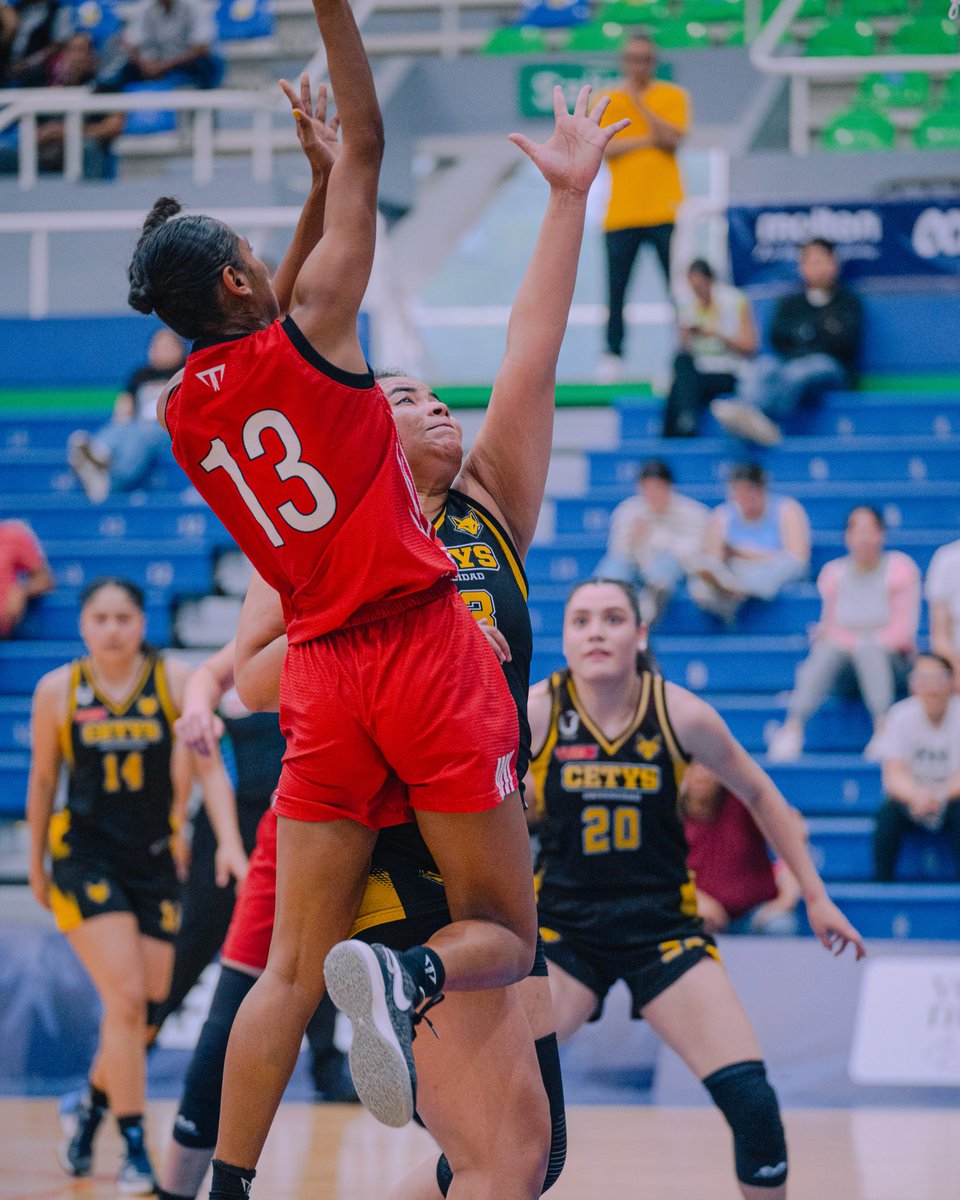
[530, 669, 699, 943]
[373, 488, 533, 881]
[51, 653, 178, 865]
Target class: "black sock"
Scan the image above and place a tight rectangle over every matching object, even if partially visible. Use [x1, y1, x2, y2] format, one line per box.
[396, 946, 445, 1003]
[210, 1159, 256, 1200]
[88, 1084, 109, 1110]
[157, 1191, 195, 1200]
[117, 1115, 144, 1153]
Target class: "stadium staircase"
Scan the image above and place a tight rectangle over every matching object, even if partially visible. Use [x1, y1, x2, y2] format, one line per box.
[1, 386, 960, 938]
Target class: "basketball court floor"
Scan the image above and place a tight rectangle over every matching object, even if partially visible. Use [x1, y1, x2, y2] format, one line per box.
[2, 1101, 958, 1200]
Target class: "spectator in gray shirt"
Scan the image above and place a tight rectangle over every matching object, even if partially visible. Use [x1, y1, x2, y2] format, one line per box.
[103, 0, 222, 89]
[595, 458, 708, 623]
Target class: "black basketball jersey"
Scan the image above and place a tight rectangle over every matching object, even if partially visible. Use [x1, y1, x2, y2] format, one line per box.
[530, 669, 699, 934]
[372, 488, 532, 873]
[52, 654, 178, 863]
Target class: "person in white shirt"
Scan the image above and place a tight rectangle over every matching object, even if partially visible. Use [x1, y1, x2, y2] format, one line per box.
[926, 537, 960, 685]
[874, 653, 960, 882]
[595, 458, 708, 623]
[664, 259, 757, 438]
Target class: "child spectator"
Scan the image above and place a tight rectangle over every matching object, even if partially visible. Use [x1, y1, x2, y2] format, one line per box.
[664, 259, 756, 438]
[874, 654, 960, 882]
[768, 506, 920, 763]
[68, 328, 185, 502]
[683, 762, 802, 936]
[688, 462, 810, 623]
[0, 519, 55, 637]
[712, 238, 862, 446]
[595, 459, 708, 623]
[926, 537, 960, 684]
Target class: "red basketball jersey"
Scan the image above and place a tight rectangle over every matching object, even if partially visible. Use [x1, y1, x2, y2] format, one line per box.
[166, 317, 454, 643]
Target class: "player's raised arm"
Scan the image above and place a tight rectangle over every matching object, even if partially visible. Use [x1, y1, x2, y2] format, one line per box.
[666, 681, 866, 960]
[459, 86, 629, 557]
[287, 0, 383, 374]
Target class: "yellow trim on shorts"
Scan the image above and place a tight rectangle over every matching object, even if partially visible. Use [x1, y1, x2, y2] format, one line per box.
[348, 868, 408, 938]
[48, 810, 72, 860]
[49, 884, 84, 933]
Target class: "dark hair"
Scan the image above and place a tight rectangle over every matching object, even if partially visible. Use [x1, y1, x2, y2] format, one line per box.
[638, 458, 674, 484]
[374, 368, 416, 381]
[626, 30, 655, 45]
[687, 258, 715, 280]
[847, 504, 885, 531]
[128, 197, 245, 341]
[564, 577, 659, 676]
[79, 576, 146, 612]
[915, 652, 955, 677]
[729, 462, 767, 488]
[801, 237, 837, 257]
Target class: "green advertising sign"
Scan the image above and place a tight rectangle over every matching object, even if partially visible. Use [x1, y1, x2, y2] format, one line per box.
[518, 63, 622, 118]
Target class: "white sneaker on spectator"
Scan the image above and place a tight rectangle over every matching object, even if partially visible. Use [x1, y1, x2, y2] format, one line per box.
[68, 432, 110, 504]
[767, 720, 804, 763]
[711, 400, 783, 446]
[594, 353, 624, 384]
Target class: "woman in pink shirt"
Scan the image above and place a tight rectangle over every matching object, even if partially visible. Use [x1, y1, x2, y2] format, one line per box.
[769, 506, 920, 762]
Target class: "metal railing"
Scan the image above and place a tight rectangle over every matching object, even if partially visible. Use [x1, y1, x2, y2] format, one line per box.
[750, 0, 960, 154]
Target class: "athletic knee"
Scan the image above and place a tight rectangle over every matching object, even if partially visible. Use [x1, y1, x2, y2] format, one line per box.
[703, 1059, 787, 1190]
[104, 981, 148, 1028]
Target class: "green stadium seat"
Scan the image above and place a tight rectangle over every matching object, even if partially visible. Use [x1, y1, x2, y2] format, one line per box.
[654, 18, 712, 46]
[892, 17, 958, 53]
[483, 24, 548, 53]
[859, 71, 931, 108]
[724, 22, 746, 43]
[914, 107, 960, 149]
[564, 20, 627, 50]
[681, 0, 743, 23]
[797, 0, 831, 16]
[821, 105, 896, 150]
[805, 19, 876, 55]
[942, 73, 960, 108]
[601, 0, 668, 24]
[912, 0, 951, 12]
[844, 0, 909, 15]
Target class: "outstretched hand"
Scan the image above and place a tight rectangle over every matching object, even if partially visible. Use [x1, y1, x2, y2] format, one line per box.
[508, 85, 630, 195]
[279, 74, 341, 178]
[806, 894, 866, 961]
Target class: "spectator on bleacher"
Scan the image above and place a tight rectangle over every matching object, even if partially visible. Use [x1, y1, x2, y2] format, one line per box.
[683, 762, 801, 936]
[663, 258, 757, 438]
[926, 537, 960, 685]
[0, 33, 124, 180]
[101, 0, 223, 90]
[595, 458, 708, 624]
[712, 237, 863, 446]
[768, 505, 920, 764]
[68, 328, 185, 502]
[0, 1, 18, 83]
[873, 654, 960, 882]
[688, 462, 810, 624]
[595, 32, 690, 383]
[0, 518, 54, 638]
[3, 0, 71, 85]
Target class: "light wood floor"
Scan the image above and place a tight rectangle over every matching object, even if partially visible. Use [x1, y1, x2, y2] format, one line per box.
[2, 1100, 958, 1200]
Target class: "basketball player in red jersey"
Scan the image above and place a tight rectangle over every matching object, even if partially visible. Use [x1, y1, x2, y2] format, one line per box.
[125, 3, 559, 1198]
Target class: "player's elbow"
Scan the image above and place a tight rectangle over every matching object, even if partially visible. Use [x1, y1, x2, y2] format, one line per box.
[349, 114, 385, 163]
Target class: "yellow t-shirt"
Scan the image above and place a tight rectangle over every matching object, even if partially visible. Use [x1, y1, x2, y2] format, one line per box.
[601, 81, 690, 232]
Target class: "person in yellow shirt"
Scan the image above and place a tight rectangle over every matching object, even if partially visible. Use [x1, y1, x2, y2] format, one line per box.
[598, 32, 690, 381]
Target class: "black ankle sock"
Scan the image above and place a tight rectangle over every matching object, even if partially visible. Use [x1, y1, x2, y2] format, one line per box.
[89, 1084, 109, 1110]
[396, 946, 445, 1002]
[210, 1159, 256, 1200]
[157, 1190, 195, 1200]
[117, 1115, 144, 1151]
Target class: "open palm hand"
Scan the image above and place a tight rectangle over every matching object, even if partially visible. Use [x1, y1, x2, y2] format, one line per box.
[508, 85, 629, 194]
[279, 73, 341, 178]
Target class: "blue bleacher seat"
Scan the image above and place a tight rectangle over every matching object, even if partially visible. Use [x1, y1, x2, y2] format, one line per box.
[216, 0, 275, 41]
[517, 0, 590, 27]
[66, 0, 122, 47]
[803, 884, 960, 939]
[122, 81, 177, 137]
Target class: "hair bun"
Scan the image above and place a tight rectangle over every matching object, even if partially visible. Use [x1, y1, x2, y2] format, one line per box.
[142, 196, 182, 238]
[127, 279, 155, 315]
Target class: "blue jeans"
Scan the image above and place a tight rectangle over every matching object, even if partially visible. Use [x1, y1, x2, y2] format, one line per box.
[738, 352, 847, 421]
[93, 420, 171, 492]
[594, 550, 686, 593]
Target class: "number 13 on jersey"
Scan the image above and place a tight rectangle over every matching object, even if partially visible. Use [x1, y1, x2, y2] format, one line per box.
[201, 409, 337, 548]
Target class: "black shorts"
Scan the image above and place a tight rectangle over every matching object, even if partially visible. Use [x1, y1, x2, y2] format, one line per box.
[50, 852, 181, 942]
[353, 844, 547, 977]
[538, 910, 718, 1019]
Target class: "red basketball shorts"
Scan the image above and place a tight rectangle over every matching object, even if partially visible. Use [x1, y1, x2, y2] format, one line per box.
[221, 805, 277, 973]
[276, 581, 519, 828]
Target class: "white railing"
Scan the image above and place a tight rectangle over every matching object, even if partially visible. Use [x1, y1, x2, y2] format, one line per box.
[0, 87, 300, 189]
[750, 0, 960, 154]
